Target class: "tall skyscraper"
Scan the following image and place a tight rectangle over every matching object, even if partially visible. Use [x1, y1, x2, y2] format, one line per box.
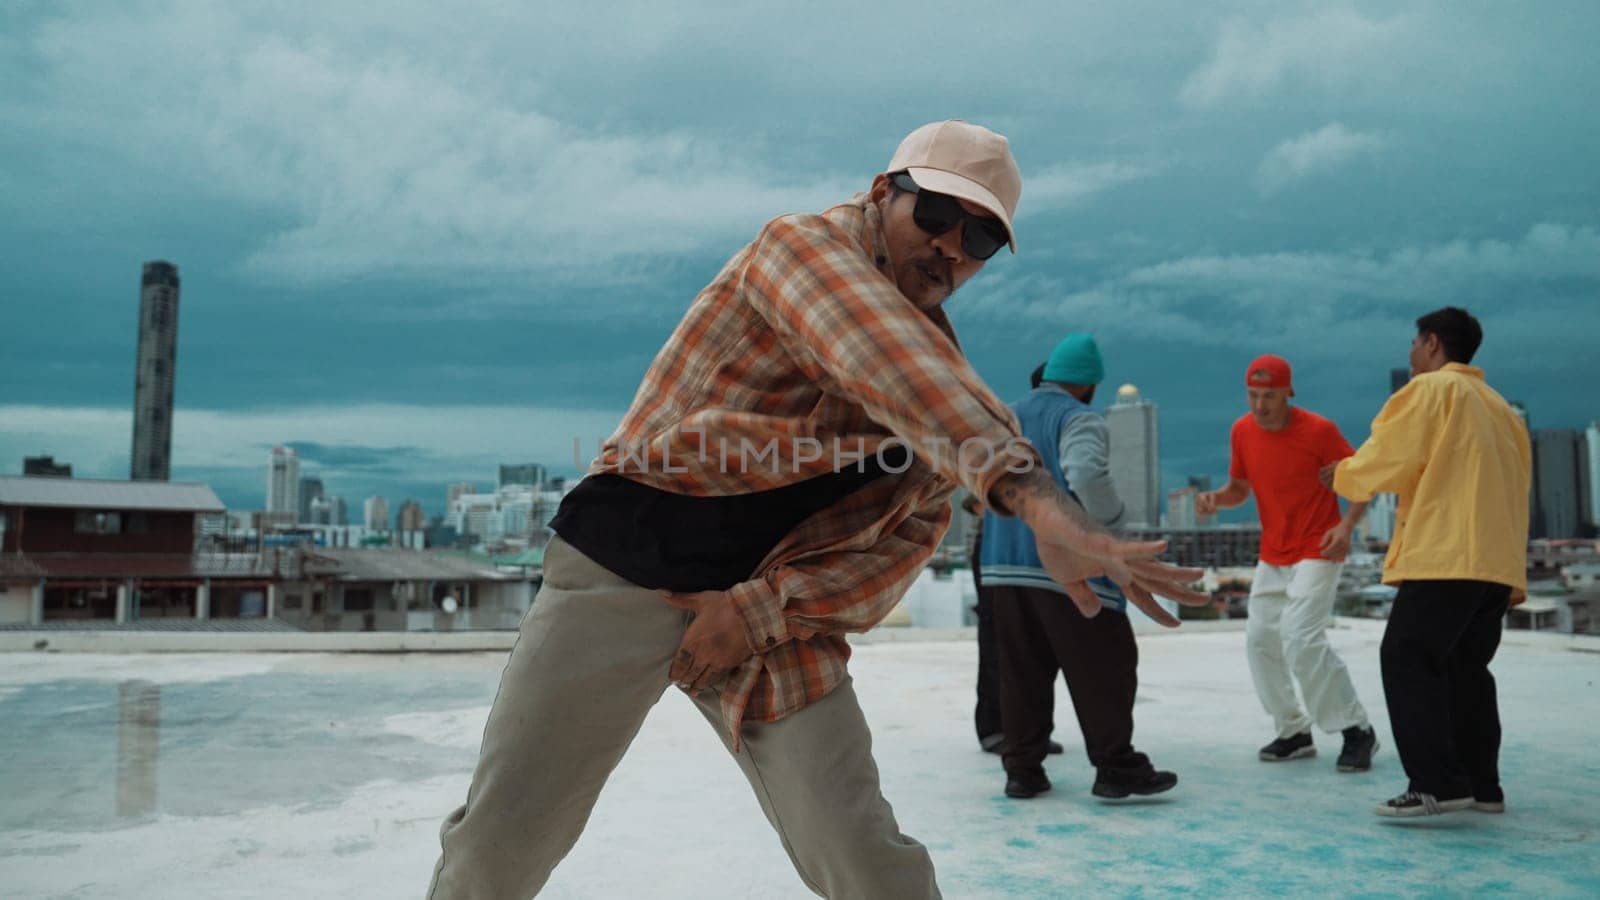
[131, 261, 180, 481]
[397, 499, 426, 532]
[1585, 422, 1600, 533]
[328, 495, 349, 526]
[498, 463, 547, 490]
[298, 476, 324, 524]
[364, 496, 390, 532]
[1532, 429, 1582, 539]
[1106, 384, 1161, 526]
[266, 447, 300, 517]
[1389, 368, 1410, 395]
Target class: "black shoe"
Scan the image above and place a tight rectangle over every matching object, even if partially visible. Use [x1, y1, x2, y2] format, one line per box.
[1474, 785, 1506, 813]
[983, 735, 1065, 755]
[1092, 768, 1178, 799]
[1337, 726, 1379, 772]
[1005, 769, 1052, 799]
[1259, 732, 1315, 762]
[1373, 790, 1472, 818]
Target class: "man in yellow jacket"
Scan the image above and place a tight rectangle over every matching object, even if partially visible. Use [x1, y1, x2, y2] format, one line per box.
[1323, 306, 1531, 818]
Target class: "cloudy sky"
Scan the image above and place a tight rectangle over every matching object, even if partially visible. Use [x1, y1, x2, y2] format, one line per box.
[3, 0, 1597, 517]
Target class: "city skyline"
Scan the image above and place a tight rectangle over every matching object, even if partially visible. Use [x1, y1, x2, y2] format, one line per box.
[2, 2, 1596, 521]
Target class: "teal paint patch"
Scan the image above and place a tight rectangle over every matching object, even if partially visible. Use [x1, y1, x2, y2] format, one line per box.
[1037, 823, 1087, 836]
[1006, 838, 1036, 850]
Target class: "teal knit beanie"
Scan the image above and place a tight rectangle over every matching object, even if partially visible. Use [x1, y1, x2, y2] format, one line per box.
[1042, 333, 1105, 385]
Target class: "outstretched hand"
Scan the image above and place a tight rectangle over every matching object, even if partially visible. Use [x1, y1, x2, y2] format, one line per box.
[659, 589, 755, 693]
[1000, 470, 1209, 628]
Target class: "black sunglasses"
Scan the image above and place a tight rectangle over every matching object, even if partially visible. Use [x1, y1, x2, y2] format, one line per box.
[890, 172, 1010, 261]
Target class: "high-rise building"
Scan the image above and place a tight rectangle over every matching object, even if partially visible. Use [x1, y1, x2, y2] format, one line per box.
[23, 455, 72, 477]
[1166, 486, 1198, 529]
[1585, 422, 1600, 533]
[447, 482, 477, 509]
[1363, 493, 1398, 543]
[307, 496, 332, 525]
[266, 447, 300, 517]
[1532, 429, 1583, 539]
[1389, 368, 1410, 395]
[1106, 384, 1161, 526]
[131, 261, 180, 481]
[498, 463, 547, 490]
[298, 476, 324, 524]
[396, 499, 426, 532]
[364, 496, 389, 532]
[327, 495, 348, 526]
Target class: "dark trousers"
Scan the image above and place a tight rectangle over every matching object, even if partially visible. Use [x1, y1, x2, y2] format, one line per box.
[988, 583, 1150, 776]
[1381, 579, 1511, 799]
[973, 579, 1004, 741]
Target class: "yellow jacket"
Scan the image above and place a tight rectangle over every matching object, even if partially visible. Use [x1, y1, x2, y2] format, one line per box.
[1334, 363, 1531, 590]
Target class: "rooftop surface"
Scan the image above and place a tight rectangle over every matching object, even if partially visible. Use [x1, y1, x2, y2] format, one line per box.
[2, 620, 1596, 898]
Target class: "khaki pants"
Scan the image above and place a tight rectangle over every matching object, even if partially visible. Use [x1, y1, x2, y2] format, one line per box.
[1246, 559, 1370, 739]
[427, 537, 939, 899]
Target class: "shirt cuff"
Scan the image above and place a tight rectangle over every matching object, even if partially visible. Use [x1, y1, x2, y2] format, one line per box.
[728, 577, 789, 654]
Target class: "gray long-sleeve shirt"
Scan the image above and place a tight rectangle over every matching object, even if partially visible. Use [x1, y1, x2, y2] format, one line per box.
[1056, 402, 1127, 530]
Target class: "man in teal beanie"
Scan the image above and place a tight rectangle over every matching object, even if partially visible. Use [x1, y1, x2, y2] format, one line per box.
[980, 333, 1178, 799]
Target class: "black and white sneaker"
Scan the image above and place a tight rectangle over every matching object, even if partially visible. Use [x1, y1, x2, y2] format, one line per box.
[1337, 726, 1379, 772]
[1259, 732, 1315, 761]
[1373, 791, 1473, 817]
[1474, 786, 1506, 814]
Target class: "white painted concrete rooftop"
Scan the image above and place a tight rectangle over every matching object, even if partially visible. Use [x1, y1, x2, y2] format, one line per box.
[2, 619, 1597, 898]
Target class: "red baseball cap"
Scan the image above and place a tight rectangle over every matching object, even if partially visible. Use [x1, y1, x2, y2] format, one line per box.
[1245, 355, 1294, 395]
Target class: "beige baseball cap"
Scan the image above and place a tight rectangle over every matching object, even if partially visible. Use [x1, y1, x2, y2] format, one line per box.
[887, 120, 1022, 252]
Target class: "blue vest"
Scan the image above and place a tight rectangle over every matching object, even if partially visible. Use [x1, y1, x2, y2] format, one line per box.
[979, 387, 1126, 613]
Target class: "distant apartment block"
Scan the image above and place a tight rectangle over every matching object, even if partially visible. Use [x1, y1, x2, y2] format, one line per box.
[130, 261, 180, 481]
[1533, 429, 1583, 539]
[396, 499, 426, 532]
[298, 477, 324, 524]
[1167, 486, 1198, 529]
[364, 496, 389, 532]
[1122, 524, 1262, 569]
[498, 464, 547, 490]
[23, 456, 72, 477]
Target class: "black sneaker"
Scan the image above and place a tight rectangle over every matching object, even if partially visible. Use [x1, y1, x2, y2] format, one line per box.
[1337, 726, 1379, 772]
[1259, 732, 1315, 762]
[1092, 768, 1179, 799]
[1005, 769, 1052, 799]
[1373, 790, 1472, 817]
[1474, 785, 1506, 814]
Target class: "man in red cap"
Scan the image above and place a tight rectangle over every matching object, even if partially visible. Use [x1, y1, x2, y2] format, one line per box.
[1197, 355, 1379, 772]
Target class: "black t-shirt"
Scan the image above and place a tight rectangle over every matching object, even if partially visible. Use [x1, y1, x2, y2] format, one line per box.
[550, 445, 909, 592]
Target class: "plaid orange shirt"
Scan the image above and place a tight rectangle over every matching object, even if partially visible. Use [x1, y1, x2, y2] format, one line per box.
[589, 194, 1038, 743]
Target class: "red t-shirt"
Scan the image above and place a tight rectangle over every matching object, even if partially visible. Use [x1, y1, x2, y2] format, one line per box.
[1229, 408, 1355, 565]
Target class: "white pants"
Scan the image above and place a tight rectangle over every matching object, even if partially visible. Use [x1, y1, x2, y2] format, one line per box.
[1246, 559, 1369, 739]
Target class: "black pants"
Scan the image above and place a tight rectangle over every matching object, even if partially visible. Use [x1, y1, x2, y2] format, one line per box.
[987, 583, 1151, 777]
[973, 572, 1004, 742]
[1381, 579, 1510, 799]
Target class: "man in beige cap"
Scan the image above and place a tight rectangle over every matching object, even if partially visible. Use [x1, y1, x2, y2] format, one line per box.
[427, 121, 1204, 899]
